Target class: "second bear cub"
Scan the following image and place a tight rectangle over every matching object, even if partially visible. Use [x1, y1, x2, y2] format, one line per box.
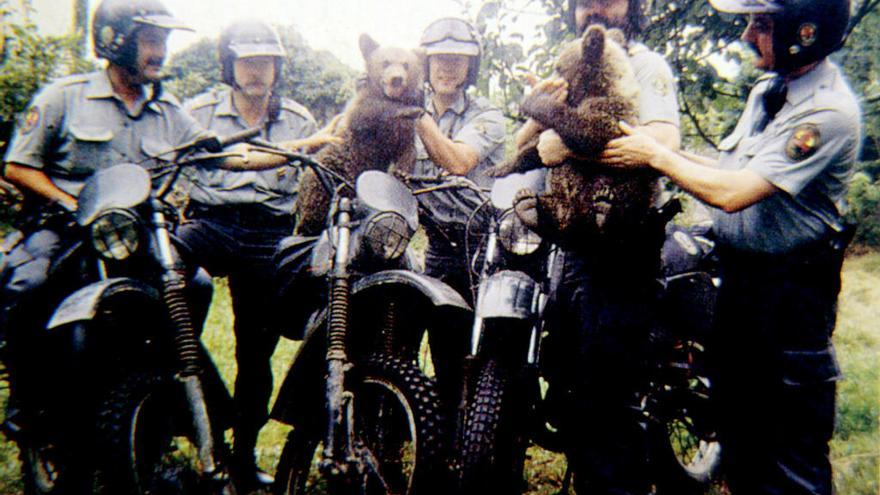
[490, 25, 659, 248]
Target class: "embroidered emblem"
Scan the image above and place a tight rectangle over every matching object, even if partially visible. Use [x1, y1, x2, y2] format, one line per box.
[798, 23, 818, 47]
[21, 106, 40, 135]
[651, 74, 670, 96]
[785, 124, 821, 161]
[100, 25, 115, 49]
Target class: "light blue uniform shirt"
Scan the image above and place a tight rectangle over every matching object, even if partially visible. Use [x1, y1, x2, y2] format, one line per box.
[412, 91, 506, 226]
[710, 59, 862, 254]
[628, 42, 680, 128]
[183, 89, 317, 216]
[4, 70, 211, 196]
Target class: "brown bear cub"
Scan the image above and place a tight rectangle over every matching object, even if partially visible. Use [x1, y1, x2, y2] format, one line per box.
[293, 34, 424, 235]
[489, 25, 659, 248]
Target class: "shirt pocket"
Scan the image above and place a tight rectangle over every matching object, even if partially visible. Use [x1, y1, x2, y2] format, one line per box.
[67, 125, 114, 175]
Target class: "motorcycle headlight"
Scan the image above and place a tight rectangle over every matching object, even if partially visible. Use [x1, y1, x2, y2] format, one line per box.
[363, 211, 412, 260]
[90, 210, 141, 261]
[498, 210, 542, 256]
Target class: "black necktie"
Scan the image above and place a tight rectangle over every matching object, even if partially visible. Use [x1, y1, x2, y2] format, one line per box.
[755, 76, 788, 133]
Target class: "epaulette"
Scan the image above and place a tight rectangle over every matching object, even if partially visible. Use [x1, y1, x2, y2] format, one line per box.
[158, 91, 183, 108]
[186, 91, 222, 112]
[57, 74, 90, 87]
[627, 43, 648, 57]
[281, 98, 315, 121]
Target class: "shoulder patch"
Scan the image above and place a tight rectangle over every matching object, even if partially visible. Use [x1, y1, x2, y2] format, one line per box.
[20, 107, 40, 135]
[651, 73, 672, 96]
[785, 124, 821, 161]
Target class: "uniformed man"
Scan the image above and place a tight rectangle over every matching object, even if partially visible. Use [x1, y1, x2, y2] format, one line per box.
[413, 17, 506, 408]
[0, 0, 304, 442]
[175, 19, 318, 491]
[601, 0, 859, 493]
[514, 1, 681, 493]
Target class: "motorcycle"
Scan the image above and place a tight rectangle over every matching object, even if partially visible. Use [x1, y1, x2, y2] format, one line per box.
[643, 216, 722, 494]
[266, 148, 470, 495]
[410, 169, 722, 494]
[0, 129, 260, 494]
[403, 170, 557, 494]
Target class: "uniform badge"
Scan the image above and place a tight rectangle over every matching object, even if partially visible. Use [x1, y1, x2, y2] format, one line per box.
[21, 106, 40, 135]
[798, 23, 818, 47]
[651, 75, 671, 97]
[100, 25, 115, 49]
[785, 124, 821, 161]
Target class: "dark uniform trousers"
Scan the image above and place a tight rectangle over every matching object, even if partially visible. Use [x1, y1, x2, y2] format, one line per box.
[544, 239, 660, 495]
[176, 203, 294, 458]
[711, 239, 844, 495]
[423, 224, 478, 413]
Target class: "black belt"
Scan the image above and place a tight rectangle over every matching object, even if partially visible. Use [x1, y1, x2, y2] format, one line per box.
[187, 203, 295, 228]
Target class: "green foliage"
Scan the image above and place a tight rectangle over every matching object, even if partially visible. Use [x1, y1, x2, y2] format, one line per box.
[166, 25, 357, 125]
[0, 1, 74, 123]
[846, 170, 880, 247]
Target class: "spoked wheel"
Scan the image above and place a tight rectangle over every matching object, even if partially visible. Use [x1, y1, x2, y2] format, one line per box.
[274, 354, 447, 495]
[648, 340, 721, 495]
[95, 372, 235, 495]
[457, 359, 528, 495]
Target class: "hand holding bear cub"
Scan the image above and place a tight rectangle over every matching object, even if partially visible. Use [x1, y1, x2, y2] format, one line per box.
[490, 25, 659, 249]
[293, 34, 425, 236]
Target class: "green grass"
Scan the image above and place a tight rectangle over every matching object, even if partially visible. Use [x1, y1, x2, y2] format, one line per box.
[1, 254, 878, 494]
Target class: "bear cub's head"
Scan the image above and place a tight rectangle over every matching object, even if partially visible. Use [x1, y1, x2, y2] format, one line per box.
[556, 24, 639, 108]
[359, 34, 424, 105]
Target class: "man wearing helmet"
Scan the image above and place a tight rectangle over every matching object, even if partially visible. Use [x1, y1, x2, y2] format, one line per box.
[0, 0, 307, 447]
[175, 19, 319, 491]
[602, 0, 860, 493]
[514, 1, 681, 494]
[414, 17, 506, 408]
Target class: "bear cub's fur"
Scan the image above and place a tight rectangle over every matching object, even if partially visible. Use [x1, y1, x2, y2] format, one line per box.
[490, 25, 659, 248]
[294, 34, 424, 235]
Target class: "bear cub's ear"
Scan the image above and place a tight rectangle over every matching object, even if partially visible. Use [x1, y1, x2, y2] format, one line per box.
[581, 24, 606, 64]
[359, 34, 380, 60]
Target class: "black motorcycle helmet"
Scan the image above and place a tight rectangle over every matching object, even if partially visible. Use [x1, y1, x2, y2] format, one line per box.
[566, 0, 652, 37]
[709, 0, 851, 73]
[218, 19, 286, 88]
[92, 0, 191, 69]
[419, 18, 482, 89]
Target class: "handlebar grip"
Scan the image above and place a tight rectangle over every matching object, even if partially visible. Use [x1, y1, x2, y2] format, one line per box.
[216, 127, 262, 149]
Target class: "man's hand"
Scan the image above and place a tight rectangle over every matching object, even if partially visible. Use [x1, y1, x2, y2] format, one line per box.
[532, 78, 569, 103]
[600, 121, 663, 169]
[537, 130, 572, 167]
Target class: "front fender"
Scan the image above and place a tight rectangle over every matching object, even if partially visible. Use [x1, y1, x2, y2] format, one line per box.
[46, 278, 159, 330]
[475, 270, 539, 320]
[353, 269, 470, 311]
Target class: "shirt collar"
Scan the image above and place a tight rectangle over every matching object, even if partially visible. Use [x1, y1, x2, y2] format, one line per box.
[215, 89, 238, 117]
[85, 69, 171, 115]
[428, 90, 468, 117]
[785, 59, 835, 107]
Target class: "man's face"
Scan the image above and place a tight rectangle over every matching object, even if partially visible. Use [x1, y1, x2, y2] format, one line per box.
[742, 14, 776, 71]
[428, 54, 470, 96]
[133, 26, 169, 83]
[233, 56, 276, 98]
[575, 0, 629, 34]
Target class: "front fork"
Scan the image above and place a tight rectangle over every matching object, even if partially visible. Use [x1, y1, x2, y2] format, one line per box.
[321, 198, 356, 478]
[151, 203, 223, 481]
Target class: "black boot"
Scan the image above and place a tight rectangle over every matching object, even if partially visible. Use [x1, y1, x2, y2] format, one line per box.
[233, 431, 274, 494]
